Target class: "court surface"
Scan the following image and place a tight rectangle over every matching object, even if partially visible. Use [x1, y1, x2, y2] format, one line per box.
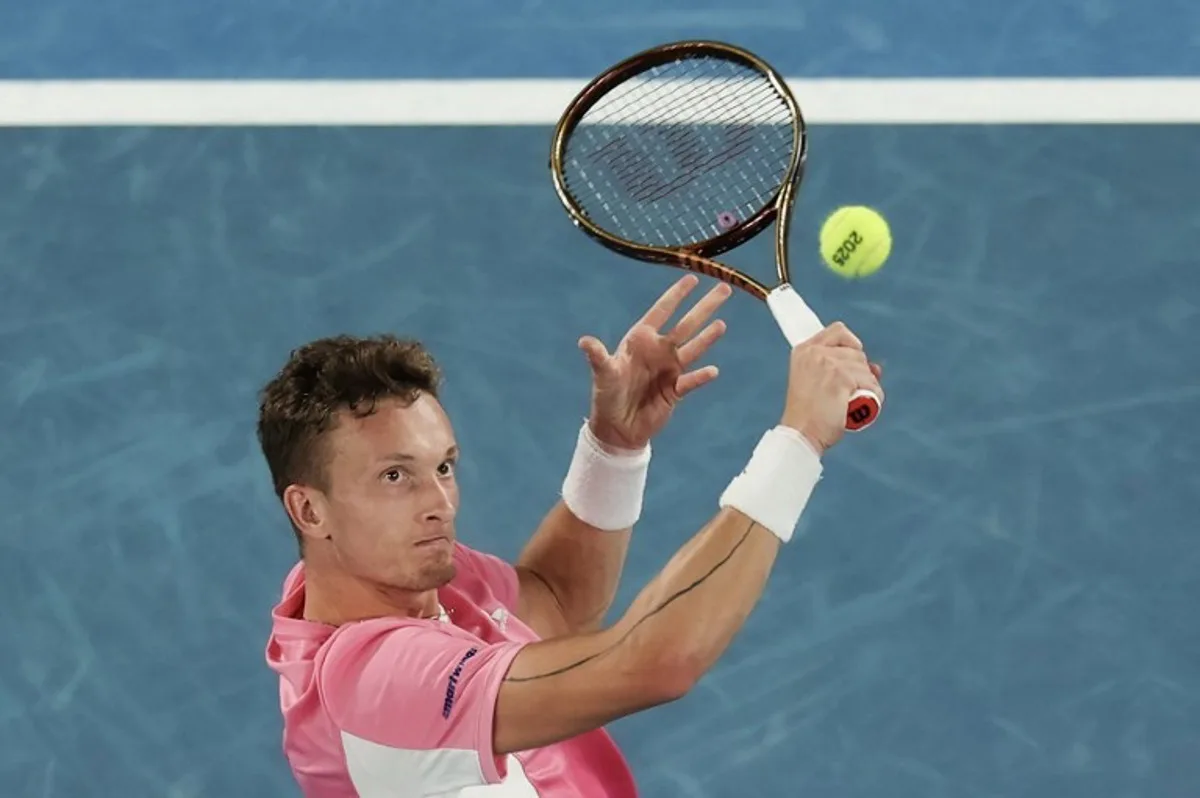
[3, 2, 1199, 797]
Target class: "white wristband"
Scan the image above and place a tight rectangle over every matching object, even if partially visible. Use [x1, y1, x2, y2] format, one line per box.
[718, 426, 824, 544]
[561, 421, 651, 531]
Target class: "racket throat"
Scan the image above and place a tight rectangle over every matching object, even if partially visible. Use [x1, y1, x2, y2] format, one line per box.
[765, 283, 825, 346]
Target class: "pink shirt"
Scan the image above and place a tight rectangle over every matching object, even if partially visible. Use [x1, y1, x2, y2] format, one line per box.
[265, 542, 639, 797]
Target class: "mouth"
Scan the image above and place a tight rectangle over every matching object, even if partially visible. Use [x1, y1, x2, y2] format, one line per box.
[415, 535, 450, 547]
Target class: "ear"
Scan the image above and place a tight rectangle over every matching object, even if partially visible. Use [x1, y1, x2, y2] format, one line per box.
[283, 484, 332, 542]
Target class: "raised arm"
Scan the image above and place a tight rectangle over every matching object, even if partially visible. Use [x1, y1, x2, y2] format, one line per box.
[494, 322, 883, 753]
[514, 275, 732, 637]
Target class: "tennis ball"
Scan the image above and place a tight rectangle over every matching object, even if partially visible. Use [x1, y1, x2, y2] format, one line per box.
[819, 206, 892, 279]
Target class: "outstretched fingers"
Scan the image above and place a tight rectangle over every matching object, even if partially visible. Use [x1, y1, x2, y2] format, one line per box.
[676, 318, 727, 367]
[638, 274, 702, 331]
[675, 364, 720, 398]
[668, 281, 733, 346]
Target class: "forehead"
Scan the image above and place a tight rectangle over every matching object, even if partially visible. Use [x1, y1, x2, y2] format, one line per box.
[326, 393, 455, 462]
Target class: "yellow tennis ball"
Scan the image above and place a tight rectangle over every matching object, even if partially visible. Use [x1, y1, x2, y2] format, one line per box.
[819, 206, 892, 279]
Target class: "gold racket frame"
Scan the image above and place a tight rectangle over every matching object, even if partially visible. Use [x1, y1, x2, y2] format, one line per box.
[549, 39, 809, 302]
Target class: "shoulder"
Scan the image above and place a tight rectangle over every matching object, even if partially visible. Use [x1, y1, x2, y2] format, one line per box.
[315, 615, 525, 787]
[318, 615, 518, 695]
[320, 615, 465, 676]
[452, 542, 519, 610]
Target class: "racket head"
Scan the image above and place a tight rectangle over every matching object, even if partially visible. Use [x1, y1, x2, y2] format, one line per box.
[549, 40, 808, 294]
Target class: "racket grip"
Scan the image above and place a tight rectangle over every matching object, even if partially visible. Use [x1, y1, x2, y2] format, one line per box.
[765, 284, 823, 346]
[765, 284, 882, 433]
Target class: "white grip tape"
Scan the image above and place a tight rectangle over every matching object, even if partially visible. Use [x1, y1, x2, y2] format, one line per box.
[561, 421, 651, 531]
[718, 426, 823, 544]
[766, 283, 825, 347]
[766, 283, 884, 432]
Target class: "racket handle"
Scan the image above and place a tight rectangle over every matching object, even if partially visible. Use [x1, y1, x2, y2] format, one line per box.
[765, 284, 882, 433]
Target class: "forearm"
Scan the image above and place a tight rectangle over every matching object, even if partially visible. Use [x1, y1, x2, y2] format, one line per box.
[495, 505, 779, 754]
[516, 500, 631, 632]
[611, 424, 822, 685]
[611, 506, 780, 681]
[493, 425, 825, 753]
[517, 422, 646, 633]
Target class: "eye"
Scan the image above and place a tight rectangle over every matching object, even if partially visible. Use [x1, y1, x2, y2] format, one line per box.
[383, 468, 404, 483]
[437, 459, 457, 477]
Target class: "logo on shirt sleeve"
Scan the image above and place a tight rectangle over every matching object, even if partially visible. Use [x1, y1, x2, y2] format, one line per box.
[442, 647, 478, 719]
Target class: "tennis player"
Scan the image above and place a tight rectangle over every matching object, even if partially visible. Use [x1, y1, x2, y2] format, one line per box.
[262, 274, 883, 797]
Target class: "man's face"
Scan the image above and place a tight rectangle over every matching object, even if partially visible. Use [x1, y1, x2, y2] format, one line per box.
[313, 392, 460, 592]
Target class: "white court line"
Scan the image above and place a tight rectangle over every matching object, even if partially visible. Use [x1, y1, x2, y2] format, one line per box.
[1, 79, 1199, 126]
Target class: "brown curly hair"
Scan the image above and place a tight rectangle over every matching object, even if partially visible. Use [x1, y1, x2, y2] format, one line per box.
[256, 334, 443, 515]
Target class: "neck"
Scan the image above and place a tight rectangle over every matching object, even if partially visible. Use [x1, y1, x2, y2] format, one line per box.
[299, 551, 440, 626]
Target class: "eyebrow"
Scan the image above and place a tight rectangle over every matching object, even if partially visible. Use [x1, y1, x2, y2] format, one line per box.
[378, 445, 459, 463]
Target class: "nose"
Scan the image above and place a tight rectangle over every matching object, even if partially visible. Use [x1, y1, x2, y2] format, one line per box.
[421, 478, 457, 524]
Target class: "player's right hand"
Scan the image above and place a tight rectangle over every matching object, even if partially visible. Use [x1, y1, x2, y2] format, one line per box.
[779, 322, 883, 455]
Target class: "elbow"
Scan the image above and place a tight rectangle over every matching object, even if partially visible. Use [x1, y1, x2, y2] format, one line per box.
[634, 648, 706, 706]
[656, 669, 700, 705]
[606, 614, 713, 708]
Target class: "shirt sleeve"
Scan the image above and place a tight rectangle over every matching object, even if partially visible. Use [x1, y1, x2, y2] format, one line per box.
[320, 620, 526, 790]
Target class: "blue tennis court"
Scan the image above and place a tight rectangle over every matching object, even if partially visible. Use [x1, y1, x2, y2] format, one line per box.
[3, 2, 1199, 796]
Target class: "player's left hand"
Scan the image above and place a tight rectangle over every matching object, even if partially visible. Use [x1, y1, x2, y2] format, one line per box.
[579, 274, 731, 451]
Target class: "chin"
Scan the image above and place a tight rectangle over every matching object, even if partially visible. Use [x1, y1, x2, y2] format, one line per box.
[414, 542, 457, 580]
[413, 561, 456, 592]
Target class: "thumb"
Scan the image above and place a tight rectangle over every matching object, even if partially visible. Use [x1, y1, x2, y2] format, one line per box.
[578, 335, 612, 375]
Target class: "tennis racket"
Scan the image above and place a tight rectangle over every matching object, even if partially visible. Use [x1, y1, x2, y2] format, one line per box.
[549, 39, 882, 432]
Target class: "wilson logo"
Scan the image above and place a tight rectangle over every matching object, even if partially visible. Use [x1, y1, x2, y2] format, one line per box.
[587, 123, 754, 203]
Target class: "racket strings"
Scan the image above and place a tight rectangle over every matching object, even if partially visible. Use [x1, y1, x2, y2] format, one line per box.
[572, 65, 785, 239]
[561, 55, 794, 249]
[568, 61, 784, 239]
[582, 81, 765, 244]
[590, 84, 766, 204]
